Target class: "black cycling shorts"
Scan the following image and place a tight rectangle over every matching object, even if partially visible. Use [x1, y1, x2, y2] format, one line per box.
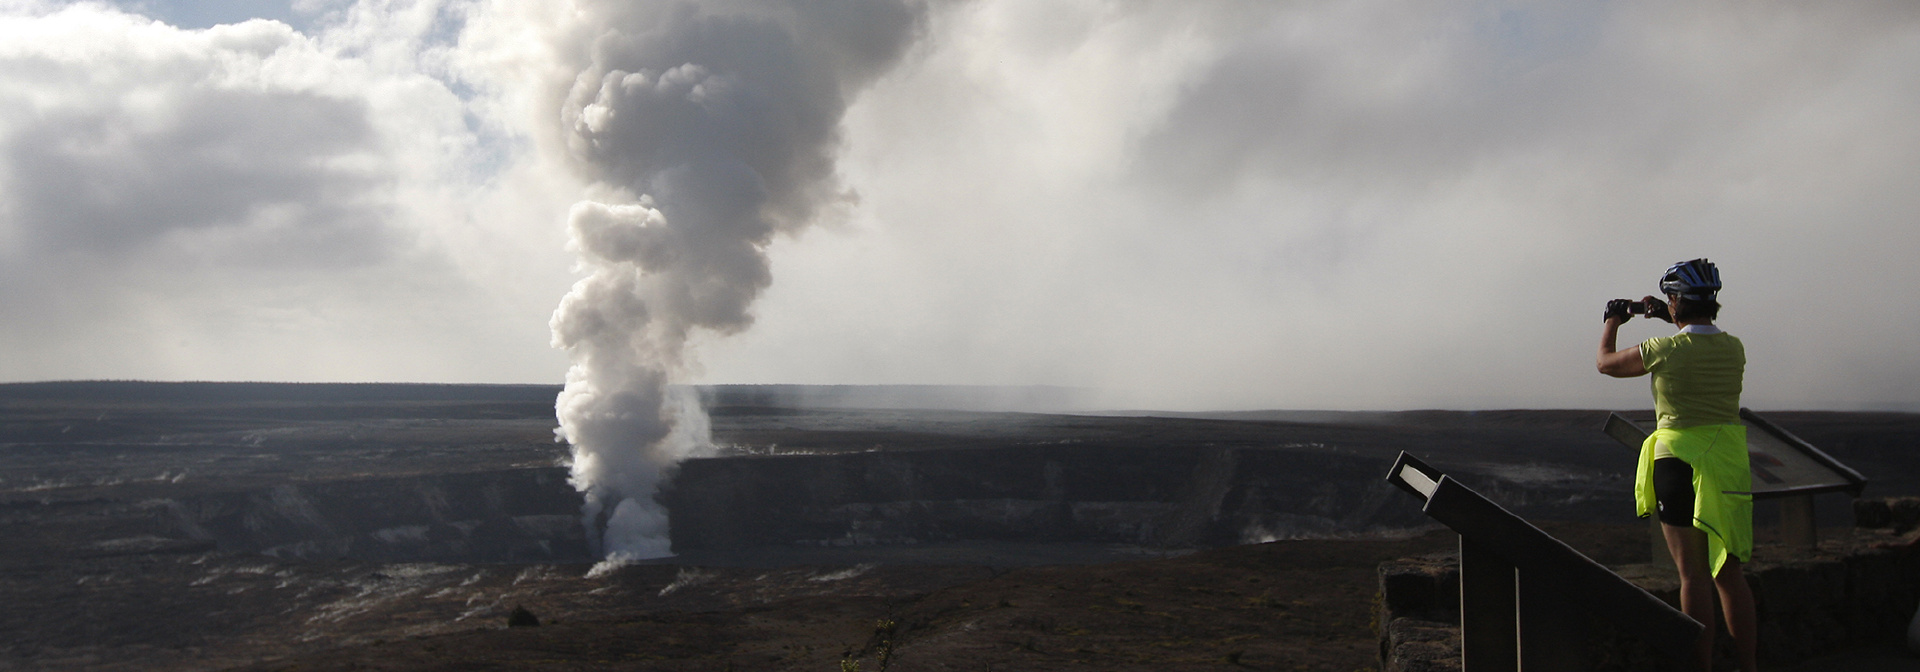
[1653, 457, 1695, 527]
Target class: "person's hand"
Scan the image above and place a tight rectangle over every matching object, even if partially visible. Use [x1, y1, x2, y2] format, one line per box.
[1604, 299, 1634, 324]
[1641, 295, 1672, 323]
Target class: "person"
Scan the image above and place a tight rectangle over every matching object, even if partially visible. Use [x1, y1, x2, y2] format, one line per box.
[1596, 259, 1758, 672]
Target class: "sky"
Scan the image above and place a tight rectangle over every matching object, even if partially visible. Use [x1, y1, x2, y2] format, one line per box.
[1, 0, 1916, 412]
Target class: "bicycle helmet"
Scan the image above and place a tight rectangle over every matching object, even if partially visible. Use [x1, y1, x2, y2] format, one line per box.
[1659, 259, 1720, 300]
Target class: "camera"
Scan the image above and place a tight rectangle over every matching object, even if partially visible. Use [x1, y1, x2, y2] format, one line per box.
[1607, 297, 1669, 322]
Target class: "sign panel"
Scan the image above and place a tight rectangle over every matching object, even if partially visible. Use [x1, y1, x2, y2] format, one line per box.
[1602, 408, 1865, 499]
[1384, 451, 1704, 664]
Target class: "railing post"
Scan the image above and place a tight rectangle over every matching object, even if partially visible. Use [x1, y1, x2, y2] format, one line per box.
[1779, 494, 1817, 551]
[1649, 515, 1674, 574]
[1459, 537, 1518, 672]
[1517, 566, 1594, 670]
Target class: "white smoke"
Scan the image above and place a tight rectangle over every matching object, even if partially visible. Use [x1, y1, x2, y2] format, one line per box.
[546, 0, 927, 566]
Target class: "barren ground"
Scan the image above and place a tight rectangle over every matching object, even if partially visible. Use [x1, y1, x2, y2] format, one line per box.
[2, 383, 1915, 671]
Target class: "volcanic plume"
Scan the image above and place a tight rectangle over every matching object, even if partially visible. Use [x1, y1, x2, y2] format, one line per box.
[547, 0, 927, 566]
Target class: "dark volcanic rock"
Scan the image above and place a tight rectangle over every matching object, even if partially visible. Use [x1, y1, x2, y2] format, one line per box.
[663, 445, 1438, 552]
[507, 605, 540, 627]
[1384, 619, 1463, 672]
[163, 468, 589, 563]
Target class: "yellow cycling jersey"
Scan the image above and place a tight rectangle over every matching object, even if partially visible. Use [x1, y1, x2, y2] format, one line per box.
[1635, 326, 1751, 576]
[1639, 330, 1744, 430]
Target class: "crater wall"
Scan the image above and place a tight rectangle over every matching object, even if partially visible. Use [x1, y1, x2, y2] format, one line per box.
[149, 446, 1626, 563]
[663, 446, 1445, 552]
[160, 467, 590, 563]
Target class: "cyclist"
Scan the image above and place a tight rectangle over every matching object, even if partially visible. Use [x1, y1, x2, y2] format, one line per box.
[1597, 259, 1758, 672]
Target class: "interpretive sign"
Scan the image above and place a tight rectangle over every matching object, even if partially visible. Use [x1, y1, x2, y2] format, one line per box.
[1387, 452, 1702, 671]
[1603, 408, 1865, 551]
[1603, 408, 1865, 498]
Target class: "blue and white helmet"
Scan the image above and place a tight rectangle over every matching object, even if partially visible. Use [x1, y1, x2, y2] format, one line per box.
[1660, 259, 1720, 300]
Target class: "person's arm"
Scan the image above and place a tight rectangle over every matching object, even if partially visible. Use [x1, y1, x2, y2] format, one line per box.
[1597, 317, 1647, 377]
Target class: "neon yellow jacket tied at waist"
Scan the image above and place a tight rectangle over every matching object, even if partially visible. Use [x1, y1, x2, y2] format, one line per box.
[1635, 424, 1753, 576]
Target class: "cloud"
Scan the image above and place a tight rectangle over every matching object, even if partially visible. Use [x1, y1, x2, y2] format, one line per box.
[0, 0, 1915, 414]
[693, 0, 1920, 411]
[0, 12, 379, 259]
[0, 2, 577, 383]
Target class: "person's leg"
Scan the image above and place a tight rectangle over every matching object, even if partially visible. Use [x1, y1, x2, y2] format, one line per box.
[1715, 558, 1759, 671]
[1664, 522, 1716, 671]
[1655, 457, 1715, 670]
